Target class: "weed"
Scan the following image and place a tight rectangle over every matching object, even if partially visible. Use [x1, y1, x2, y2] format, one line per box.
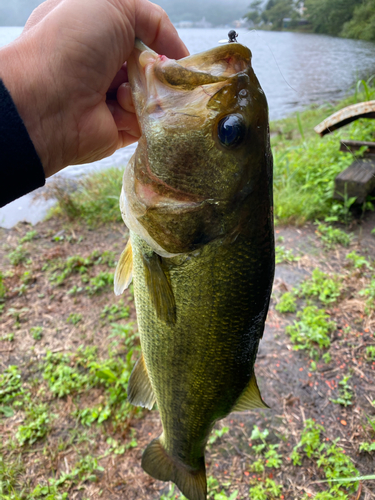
[100, 304, 129, 322]
[275, 245, 299, 264]
[359, 278, 375, 314]
[0, 332, 14, 342]
[16, 403, 54, 445]
[300, 269, 341, 304]
[208, 426, 229, 445]
[285, 305, 336, 355]
[42, 341, 139, 426]
[0, 271, 6, 301]
[21, 270, 34, 285]
[331, 374, 354, 407]
[275, 291, 297, 313]
[7, 307, 29, 328]
[0, 454, 25, 498]
[249, 478, 282, 499]
[7, 246, 28, 266]
[0, 365, 24, 417]
[30, 326, 43, 340]
[323, 352, 332, 364]
[315, 223, 352, 249]
[66, 313, 83, 325]
[85, 271, 114, 295]
[291, 419, 358, 495]
[249, 425, 282, 470]
[49, 254, 92, 285]
[366, 346, 375, 361]
[104, 437, 126, 456]
[359, 441, 375, 452]
[346, 251, 372, 270]
[213, 490, 239, 500]
[42, 351, 88, 397]
[50, 167, 123, 226]
[20, 230, 38, 243]
[327, 190, 357, 226]
[31, 454, 104, 495]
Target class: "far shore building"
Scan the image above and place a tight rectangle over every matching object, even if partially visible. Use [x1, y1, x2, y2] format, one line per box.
[195, 17, 213, 29]
[173, 20, 194, 29]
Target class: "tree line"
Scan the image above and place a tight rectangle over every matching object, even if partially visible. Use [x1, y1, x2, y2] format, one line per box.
[244, 0, 375, 42]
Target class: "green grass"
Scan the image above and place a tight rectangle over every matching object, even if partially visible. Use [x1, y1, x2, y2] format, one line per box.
[330, 374, 354, 407]
[271, 86, 375, 224]
[299, 269, 342, 305]
[315, 223, 352, 249]
[285, 305, 336, 355]
[275, 291, 297, 313]
[49, 167, 123, 226]
[275, 245, 299, 264]
[291, 419, 359, 498]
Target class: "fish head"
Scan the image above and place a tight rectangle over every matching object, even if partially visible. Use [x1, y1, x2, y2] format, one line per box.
[122, 41, 272, 255]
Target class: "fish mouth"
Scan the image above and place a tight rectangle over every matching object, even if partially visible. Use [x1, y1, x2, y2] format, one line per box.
[134, 38, 251, 84]
[128, 41, 253, 210]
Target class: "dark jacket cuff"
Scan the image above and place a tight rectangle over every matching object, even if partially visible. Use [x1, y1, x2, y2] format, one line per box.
[0, 79, 45, 208]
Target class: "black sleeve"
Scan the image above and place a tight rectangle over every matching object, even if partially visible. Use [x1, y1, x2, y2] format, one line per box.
[0, 79, 45, 208]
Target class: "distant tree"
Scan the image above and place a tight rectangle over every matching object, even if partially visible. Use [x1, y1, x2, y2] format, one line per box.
[243, 0, 263, 25]
[341, 0, 375, 41]
[262, 0, 301, 29]
[304, 0, 362, 36]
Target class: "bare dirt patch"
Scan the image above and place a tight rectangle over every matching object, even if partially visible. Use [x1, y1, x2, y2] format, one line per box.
[1, 213, 374, 499]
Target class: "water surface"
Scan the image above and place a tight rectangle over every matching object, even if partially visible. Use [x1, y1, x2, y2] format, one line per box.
[0, 26, 374, 227]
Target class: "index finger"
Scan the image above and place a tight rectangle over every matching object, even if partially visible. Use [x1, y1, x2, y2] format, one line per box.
[134, 0, 189, 60]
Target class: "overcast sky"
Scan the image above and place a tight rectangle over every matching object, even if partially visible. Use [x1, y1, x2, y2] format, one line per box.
[1, 0, 252, 26]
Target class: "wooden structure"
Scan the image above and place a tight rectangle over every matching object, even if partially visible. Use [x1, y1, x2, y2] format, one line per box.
[314, 101, 375, 204]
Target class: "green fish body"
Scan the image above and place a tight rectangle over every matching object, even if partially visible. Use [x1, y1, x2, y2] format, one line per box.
[115, 40, 274, 500]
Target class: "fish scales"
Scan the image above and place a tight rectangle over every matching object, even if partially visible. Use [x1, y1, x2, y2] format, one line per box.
[131, 230, 272, 460]
[115, 39, 274, 500]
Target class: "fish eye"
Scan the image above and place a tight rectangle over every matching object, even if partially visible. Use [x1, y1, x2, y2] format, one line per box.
[217, 115, 246, 148]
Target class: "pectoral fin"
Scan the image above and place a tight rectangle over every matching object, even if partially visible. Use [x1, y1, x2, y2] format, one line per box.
[142, 252, 176, 325]
[114, 239, 133, 296]
[232, 373, 269, 412]
[127, 354, 156, 410]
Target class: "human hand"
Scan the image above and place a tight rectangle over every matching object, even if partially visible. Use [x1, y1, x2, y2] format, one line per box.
[0, 0, 188, 177]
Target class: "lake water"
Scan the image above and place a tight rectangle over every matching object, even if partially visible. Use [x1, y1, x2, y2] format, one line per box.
[1, 26, 375, 227]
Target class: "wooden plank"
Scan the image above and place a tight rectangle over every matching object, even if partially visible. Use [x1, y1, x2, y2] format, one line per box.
[314, 101, 375, 136]
[339, 140, 375, 156]
[334, 158, 375, 204]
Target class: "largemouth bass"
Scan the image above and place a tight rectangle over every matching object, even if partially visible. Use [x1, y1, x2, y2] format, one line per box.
[114, 39, 274, 500]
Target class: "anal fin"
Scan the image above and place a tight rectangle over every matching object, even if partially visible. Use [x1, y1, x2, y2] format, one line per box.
[232, 372, 269, 412]
[127, 354, 155, 410]
[142, 437, 206, 500]
[114, 238, 133, 295]
[142, 252, 176, 325]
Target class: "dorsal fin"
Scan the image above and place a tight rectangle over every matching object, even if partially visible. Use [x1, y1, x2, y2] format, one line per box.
[232, 373, 269, 412]
[127, 354, 156, 410]
[141, 252, 176, 325]
[114, 239, 133, 295]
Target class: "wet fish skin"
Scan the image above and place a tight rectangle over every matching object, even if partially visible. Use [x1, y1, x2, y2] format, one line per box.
[115, 41, 274, 500]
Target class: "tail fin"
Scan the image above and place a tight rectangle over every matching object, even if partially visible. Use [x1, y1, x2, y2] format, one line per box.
[142, 437, 207, 500]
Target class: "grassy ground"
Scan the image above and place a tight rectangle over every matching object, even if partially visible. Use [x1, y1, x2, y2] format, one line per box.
[1, 83, 375, 499]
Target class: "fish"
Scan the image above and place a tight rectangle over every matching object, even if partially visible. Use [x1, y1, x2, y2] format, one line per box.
[114, 39, 274, 500]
